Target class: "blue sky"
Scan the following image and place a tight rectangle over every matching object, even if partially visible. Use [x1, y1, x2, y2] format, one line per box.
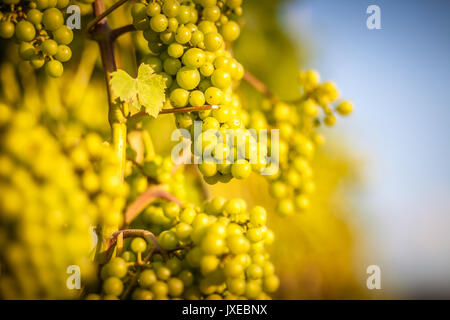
[282, 0, 450, 296]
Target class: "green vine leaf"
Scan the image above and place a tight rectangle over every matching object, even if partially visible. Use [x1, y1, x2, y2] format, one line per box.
[110, 63, 166, 117]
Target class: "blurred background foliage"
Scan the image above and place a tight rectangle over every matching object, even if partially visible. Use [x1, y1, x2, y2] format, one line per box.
[0, 0, 371, 299]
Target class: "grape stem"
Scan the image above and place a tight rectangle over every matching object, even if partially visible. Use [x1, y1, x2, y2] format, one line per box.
[129, 104, 219, 121]
[124, 185, 182, 226]
[85, 0, 130, 34]
[111, 24, 137, 40]
[105, 229, 168, 261]
[91, 0, 127, 251]
[243, 71, 278, 102]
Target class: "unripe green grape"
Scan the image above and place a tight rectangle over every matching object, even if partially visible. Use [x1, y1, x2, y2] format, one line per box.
[42, 8, 64, 31]
[200, 255, 219, 274]
[189, 90, 205, 107]
[176, 66, 200, 90]
[121, 251, 136, 262]
[131, 3, 147, 21]
[27, 9, 43, 25]
[131, 237, 147, 253]
[191, 30, 204, 46]
[168, 43, 184, 58]
[336, 100, 353, 115]
[15, 20, 36, 42]
[167, 278, 184, 296]
[53, 26, 73, 44]
[18, 42, 35, 60]
[198, 20, 217, 35]
[170, 88, 190, 107]
[211, 69, 231, 90]
[144, 55, 163, 72]
[36, 0, 49, 10]
[45, 60, 63, 77]
[203, 6, 220, 22]
[151, 281, 169, 298]
[162, 0, 180, 18]
[56, 0, 69, 8]
[156, 266, 171, 281]
[0, 21, 15, 39]
[263, 275, 280, 293]
[53, 44, 71, 62]
[212, 105, 230, 123]
[163, 57, 181, 75]
[148, 41, 165, 53]
[324, 114, 336, 126]
[41, 39, 58, 55]
[199, 160, 217, 177]
[132, 289, 154, 300]
[160, 230, 178, 250]
[146, 2, 161, 17]
[277, 199, 294, 216]
[109, 257, 128, 278]
[177, 5, 191, 24]
[204, 32, 223, 51]
[30, 56, 45, 68]
[182, 48, 205, 68]
[150, 14, 168, 32]
[175, 25, 191, 44]
[103, 277, 124, 296]
[294, 194, 310, 211]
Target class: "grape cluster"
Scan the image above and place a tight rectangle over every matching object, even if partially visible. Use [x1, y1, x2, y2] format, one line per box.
[0, 105, 111, 298]
[88, 197, 279, 300]
[0, 0, 73, 77]
[252, 70, 353, 215]
[131, 1, 266, 183]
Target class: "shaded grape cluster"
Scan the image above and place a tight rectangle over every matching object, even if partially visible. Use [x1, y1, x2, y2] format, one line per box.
[0, 0, 73, 77]
[87, 197, 279, 300]
[251, 70, 354, 215]
[0, 103, 127, 299]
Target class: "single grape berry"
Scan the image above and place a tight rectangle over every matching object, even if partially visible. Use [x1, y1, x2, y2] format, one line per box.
[130, 237, 147, 253]
[45, 60, 63, 77]
[54, 45, 71, 62]
[15, 20, 36, 42]
[41, 39, 58, 56]
[53, 26, 73, 45]
[42, 8, 64, 31]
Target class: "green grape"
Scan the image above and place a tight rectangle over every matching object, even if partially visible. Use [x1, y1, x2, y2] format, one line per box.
[200, 62, 214, 77]
[56, 0, 69, 8]
[227, 0, 243, 9]
[249, 206, 267, 227]
[42, 8, 64, 31]
[36, 0, 49, 10]
[167, 17, 179, 32]
[189, 90, 205, 107]
[53, 26, 73, 44]
[263, 275, 280, 293]
[204, 87, 223, 105]
[41, 39, 58, 56]
[146, 2, 161, 17]
[227, 235, 250, 254]
[223, 258, 244, 278]
[204, 32, 223, 51]
[15, 20, 36, 42]
[131, 3, 147, 21]
[175, 25, 191, 44]
[18, 42, 35, 60]
[163, 57, 181, 75]
[54, 45, 72, 62]
[156, 266, 171, 281]
[199, 160, 217, 177]
[198, 20, 217, 34]
[122, 251, 136, 262]
[27, 9, 43, 25]
[131, 237, 147, 253]
[191, 30, 204, 46]
[203, 5, 221, 22]
[212, 105, 231, 123]
[277, 199, 294, 216]
[45, 60, 63, 77]
[160, 231, 178, 250]
[132, 289, 154, 300]
[162, 0, 180, 18]
[177, 5, 191, 24]
[109, 258, 128, 278]
[144, 55, 163, 72]
[176, 66, 200, 90]
[30, 56, 45, 68]
[336, 100, 353, 115]
[151, 281, 169, 298]
[221, 21, 240, 42]
[168, 43, 184, 58]
[167, 278, 184, 296]
[0, 20, 15, 39]
[182, 48, 205, 68]
[138, 269, 157, 289]
[103, 277, 124, 296]
[211, 68, 232, 89]
[150, 14, 169, 32]
[170, 88, 190, 107]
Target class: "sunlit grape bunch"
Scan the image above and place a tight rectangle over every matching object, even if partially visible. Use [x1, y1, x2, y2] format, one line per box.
[252, 70, 353, 215]
[0, 0, 73, 77]
[87, 197, 279, 300]
[130, 0, 267, 183]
